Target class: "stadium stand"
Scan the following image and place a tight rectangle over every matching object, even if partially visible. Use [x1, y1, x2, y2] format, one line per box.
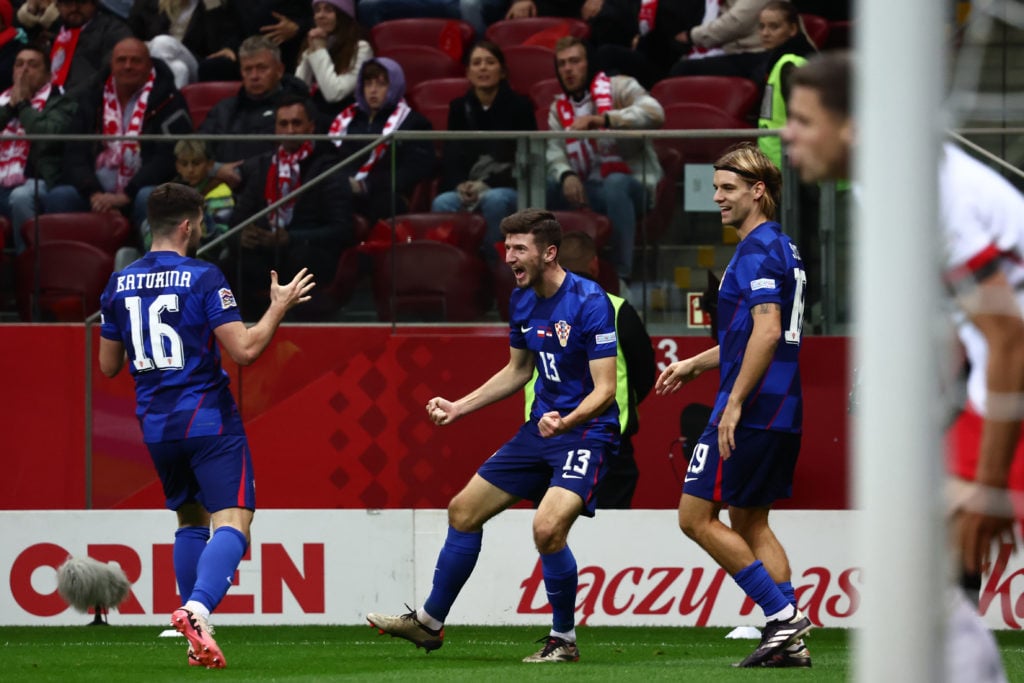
[180, 81, 241, 128]
[651, 76, 760, 122]
[484, 17, 590, 48]
[16, 240, 114, 321]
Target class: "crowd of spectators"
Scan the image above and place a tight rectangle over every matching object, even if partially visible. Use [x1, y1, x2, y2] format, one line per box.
[0, 0, 850, 321]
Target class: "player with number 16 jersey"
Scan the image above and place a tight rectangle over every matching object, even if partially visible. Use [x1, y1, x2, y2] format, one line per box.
[101, 253, 244, 443]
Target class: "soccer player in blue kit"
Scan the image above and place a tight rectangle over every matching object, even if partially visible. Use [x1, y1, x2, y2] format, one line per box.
[97, 183, 315, 669]
[367, 208, 619, 663]
[656, 144, 812, 668]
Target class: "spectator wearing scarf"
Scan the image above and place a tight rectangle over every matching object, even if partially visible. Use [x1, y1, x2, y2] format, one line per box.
[231, 94, 352, 319]
[0, 44, 75, 252]
[329, 57, 436, 222]
[50, 0, 131, 97]
[545, 35, 663, 286]
[42, 37, 191, 232]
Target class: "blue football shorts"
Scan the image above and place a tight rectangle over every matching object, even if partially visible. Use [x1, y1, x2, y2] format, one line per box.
[477, 422, 618, 517]
[682, 423, 800, 508]
[147, 434, 256, 513]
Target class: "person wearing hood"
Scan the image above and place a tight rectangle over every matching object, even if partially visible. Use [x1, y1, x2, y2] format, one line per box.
[199, 35, 313, 191]
[431, 40, 535, 262]
[545, 35, 663, 293]
[329, 56, 436, 222]
[42, 37, 191, 232]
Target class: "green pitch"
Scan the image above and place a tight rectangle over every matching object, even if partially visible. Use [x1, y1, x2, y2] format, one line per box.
[2, 624, 1023, 682]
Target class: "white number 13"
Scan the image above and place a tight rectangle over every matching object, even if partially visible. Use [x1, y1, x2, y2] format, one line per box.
[125, 294, 184, 372]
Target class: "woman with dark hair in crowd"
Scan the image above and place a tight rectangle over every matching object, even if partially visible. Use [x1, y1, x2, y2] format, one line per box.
[295, 0, 372, 120]
[431, 40, 536, 261]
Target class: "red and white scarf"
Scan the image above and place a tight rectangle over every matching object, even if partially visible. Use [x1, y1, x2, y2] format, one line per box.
[0, 83, 52, 188]
[264, 141, 313, 230]
[328, 99, 411, 181]
[50, 26, 82, 87]
[555, 72, 630, 180]
[95, 69, 156, 193]
[638, 0, 658, 36]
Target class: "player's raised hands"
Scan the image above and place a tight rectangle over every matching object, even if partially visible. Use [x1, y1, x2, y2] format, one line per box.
[270, 268, 316, 310]
[426, 397, 459, 426]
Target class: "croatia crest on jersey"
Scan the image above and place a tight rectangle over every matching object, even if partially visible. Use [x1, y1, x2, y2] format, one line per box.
[219, 288, 237, 309]
[554, 320, 571, 347]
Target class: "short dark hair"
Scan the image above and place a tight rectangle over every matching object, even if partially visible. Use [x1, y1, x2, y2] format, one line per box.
[558, 230, 596, 278]
[275, 93, 317, 121]
[16, 43, 51, 73]
[361, 60, 388, 82]
[790, 51, 851, 118]
[147, 183, 204, 238]
[500, 208, 562, 251]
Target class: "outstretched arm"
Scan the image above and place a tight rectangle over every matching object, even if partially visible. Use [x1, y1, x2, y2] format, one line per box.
[214, 268, 315, 366]
[427, 346, 536, 426]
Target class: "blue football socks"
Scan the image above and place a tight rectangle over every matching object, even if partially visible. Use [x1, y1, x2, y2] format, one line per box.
[173, 525, 210, 601]
[422, 527, 482, 624]
[189, 526, 247, 613]
[734, 560, 793, 620]
[541, 546, 578, 634]
[778, 580, 797, 608]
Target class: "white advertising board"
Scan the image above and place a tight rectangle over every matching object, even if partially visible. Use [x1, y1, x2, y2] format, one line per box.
[2, 510, 1021, 630]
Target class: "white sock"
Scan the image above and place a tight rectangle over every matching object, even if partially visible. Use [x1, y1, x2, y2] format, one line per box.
[766, 604, 796, 623]
[184, 600, 210, 621]
[550, 628, 576, 643]
[416, 608, 443, 631]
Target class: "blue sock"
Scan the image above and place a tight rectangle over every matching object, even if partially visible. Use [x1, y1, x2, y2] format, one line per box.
[173, 526, 210, 602]
[541, 546, 578, 634]
[423, 527, 482, 623]
[778, 581, 797, 608]
[189, 526, 247, 613]
[734, 560, 791, 618]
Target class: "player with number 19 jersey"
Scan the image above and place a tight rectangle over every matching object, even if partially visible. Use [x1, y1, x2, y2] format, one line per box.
[100, 251, 244, 443]
[509, 269, 620, 441]
[715, 220, 806, 432]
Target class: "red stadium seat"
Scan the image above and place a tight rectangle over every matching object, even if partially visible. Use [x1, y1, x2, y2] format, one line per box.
[323, 214, 372, 310]
[16, 240, 114, 321]
[374, 45, 464, 94]
[651, 76, 760, 121]
[641, 146, 683, 245]
[20, 212, 132, 255]
[485, 18, 590, 48]
[372, 240, 490, 322]
[0, 215, 10, 250]
[502, 45, 556, 98]
[529, 77, 563, 129]
[824, 20, 852, 49]
[799, 13, 830, 49]
[181, 81, 241, 128]
[360, 212, 487, 255]
[407, 77, 470, 115]
[659, 102, 754, 165]
[371, 18, 475, 61]
[408, 76, 469, 132]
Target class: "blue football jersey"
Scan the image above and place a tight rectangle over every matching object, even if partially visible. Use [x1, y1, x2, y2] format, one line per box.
[509, 270, 620, 439]
[100, 251, 245, 443]
[715, 221, 806, 432]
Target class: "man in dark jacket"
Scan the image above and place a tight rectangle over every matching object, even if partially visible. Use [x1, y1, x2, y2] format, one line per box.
[50, 0, 132, 98]
[42, 37, 191, 231]
[199, 35, 311, 191]
[558, 230, 655, 508]
[0, 44, 76, 252]
[329, 57, 435, 222]
[231, 94, 352, 319]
